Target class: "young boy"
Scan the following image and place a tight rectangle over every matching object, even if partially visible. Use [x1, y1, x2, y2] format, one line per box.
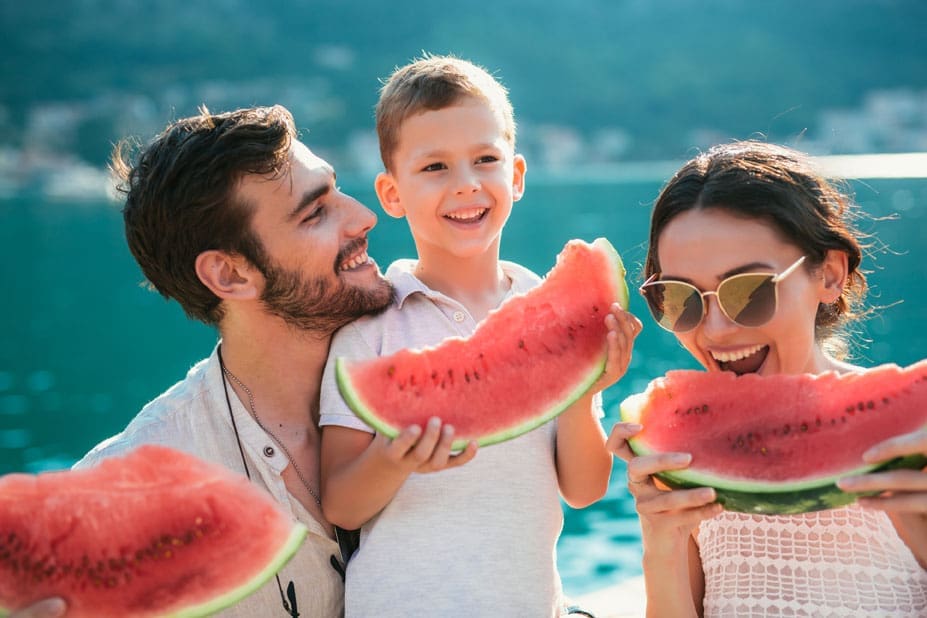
[319, 55, 641, 616]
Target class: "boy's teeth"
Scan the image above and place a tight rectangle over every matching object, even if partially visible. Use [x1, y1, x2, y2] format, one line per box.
[446, 208, 486, 220]
[340, 251, 368, 271]
[711, 344, 765, 363]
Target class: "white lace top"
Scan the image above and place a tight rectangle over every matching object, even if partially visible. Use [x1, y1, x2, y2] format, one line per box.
[697, 505, 927, 617]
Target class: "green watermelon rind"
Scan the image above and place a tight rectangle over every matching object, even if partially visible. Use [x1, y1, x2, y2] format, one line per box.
[0, 523, 308, 618]
[622, 390, 927, 515]
[335, 237, 628, 450]
[647, 453, 927, 515]
[594, 236, 630, 311]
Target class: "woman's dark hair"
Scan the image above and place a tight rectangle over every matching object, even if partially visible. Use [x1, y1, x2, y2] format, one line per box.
[112, 105, 296, 325]
[645, 140, 868, 352]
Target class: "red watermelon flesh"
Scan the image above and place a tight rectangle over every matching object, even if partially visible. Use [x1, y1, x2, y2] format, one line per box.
[336, 238, 629, 448]
[621, 360, 927, 513]
[0, 445, 306, 617]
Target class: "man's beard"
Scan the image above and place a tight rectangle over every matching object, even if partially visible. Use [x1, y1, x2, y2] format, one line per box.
[256, 251, 393, 333]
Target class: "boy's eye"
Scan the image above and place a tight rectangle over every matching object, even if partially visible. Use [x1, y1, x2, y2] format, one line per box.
[476, 155, 499, 164]
[421, 162, 447, 172]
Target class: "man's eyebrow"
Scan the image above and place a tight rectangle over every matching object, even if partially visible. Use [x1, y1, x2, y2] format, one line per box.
[286, 184, 331, 222]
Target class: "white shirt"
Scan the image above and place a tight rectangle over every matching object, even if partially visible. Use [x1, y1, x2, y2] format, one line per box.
[76, 347, 345, 617]
[320, 259, 583, 618]
[698, 505, 927, 617]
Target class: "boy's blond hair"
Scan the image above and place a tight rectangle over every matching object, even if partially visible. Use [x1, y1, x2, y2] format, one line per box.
[375, 54, 516, 172]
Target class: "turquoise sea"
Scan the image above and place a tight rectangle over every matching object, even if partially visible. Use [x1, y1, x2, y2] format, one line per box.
[1, 172, 925, 595]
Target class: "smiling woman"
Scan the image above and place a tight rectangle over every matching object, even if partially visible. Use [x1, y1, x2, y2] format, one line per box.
[608, 140, 927, 617]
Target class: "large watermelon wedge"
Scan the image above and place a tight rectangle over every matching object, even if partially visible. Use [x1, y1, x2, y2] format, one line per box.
[336, 237, 628, 448]
[621, 361, 927, 514]
[0, 445, 307, 617]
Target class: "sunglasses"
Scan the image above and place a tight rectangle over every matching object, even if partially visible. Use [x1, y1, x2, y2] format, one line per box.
[640, 256, 806, 333]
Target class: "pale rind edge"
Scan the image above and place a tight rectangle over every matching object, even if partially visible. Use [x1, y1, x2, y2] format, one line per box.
[170, 522, 308, 617]
[335, 238, 628, 450]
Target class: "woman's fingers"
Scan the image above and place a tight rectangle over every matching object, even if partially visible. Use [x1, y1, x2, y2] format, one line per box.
[627, 452, 692, 481]
[635, 486, 716, 511]
[862, 429, 927, 463]
[606, 422, 642, 461]
[839, 469, 927, 493]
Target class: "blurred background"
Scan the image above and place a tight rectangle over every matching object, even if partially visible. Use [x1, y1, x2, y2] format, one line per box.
[2, 0, 926, 596]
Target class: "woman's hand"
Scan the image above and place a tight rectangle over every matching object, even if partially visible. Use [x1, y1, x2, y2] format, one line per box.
[607, 422, 722, 555]
[608, 422, 720, 616]
[837, 428, 927, 567]
[837, 428, 927, 512]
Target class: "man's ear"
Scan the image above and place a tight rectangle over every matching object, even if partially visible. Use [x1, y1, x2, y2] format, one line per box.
[194, 250, 260, 300]
[375, 171, 405, 218]
[819, 249, 849, 303]
[512, 154, 527, 202]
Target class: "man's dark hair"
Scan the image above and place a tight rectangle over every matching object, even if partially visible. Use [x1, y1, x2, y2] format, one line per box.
[113, 105, 296, 325]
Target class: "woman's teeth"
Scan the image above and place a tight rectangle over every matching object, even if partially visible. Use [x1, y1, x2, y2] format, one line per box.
[711, 344, 766, 363]
[340, 252, 369, 271]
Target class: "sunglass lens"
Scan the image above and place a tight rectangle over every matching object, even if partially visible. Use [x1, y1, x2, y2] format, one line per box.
[643, 282, 703, 332]
[719, 274, 776, 327]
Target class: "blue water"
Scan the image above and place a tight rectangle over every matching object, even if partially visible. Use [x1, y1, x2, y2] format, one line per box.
[1, 176, 925, 595]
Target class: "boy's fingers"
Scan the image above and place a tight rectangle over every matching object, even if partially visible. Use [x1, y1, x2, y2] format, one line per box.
[424, 424, 456, 468]
[447, 441, 479, 468]
[408, 417, 442, 464]
[385, 424, 423, 459]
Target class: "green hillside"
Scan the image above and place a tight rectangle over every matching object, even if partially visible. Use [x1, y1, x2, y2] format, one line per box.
[2, 0, 925, 170]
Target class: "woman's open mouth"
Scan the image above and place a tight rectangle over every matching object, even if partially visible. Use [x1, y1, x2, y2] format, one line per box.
[712, 344, 769, 375]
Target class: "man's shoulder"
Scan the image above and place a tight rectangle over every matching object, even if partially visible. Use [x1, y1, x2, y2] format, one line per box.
[137, 355, 215, 417]
[74, 356, 219, 468]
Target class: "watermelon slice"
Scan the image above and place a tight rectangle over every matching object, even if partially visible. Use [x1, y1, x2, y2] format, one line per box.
[621, 361, 927, 514]
[0, 445, 307, 617]
[336, 237, 629, 448]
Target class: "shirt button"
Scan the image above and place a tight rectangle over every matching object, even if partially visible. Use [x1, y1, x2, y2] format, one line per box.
[453, 311, 465, 322]
[263, 445, 275, 457]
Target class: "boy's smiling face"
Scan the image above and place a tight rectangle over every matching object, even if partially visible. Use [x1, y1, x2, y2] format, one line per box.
[374, 97, 526, 266]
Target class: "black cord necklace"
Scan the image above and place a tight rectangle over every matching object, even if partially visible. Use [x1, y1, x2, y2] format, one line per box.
[217, 345, 301, 618]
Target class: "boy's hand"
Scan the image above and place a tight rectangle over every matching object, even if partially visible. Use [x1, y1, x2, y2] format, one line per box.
[590, 303, 642, 394]
[375, 417, 478, 473]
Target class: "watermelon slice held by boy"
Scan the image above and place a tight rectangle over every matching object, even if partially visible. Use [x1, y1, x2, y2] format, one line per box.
[336, 237, 629, 448]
